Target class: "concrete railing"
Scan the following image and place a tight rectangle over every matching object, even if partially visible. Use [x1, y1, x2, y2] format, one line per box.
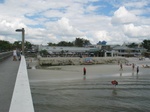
[9, 55, 34, 112]
[0, 51, 12, 61]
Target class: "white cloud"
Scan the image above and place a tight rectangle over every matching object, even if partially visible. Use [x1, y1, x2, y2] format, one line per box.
[0, 0, 150, 46]
[94, 30, 111, 41]
[86, 5, 99, 12]
[123, 24, 150, 38]
[124, 1, 148, 8]
[0, 35, 18, 43]
[0, 15, 26, 35]
[47, 17, 84, 38]
[91, 30, 128, 45]
[111, 6, 138, 24]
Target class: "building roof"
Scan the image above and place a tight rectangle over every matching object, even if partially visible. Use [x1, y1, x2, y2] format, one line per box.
[40, 46, 98, 53]
[113, 46, 133, 50]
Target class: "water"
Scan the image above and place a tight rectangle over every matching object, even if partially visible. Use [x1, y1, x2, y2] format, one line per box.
[31, 67, 150, 112]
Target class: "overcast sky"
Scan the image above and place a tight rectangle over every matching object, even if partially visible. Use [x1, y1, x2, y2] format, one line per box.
[0, 0, 150, 45]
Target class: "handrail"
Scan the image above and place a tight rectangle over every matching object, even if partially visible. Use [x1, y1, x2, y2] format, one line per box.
[9, 55, 35, 112]
[0, 51, 12, 61]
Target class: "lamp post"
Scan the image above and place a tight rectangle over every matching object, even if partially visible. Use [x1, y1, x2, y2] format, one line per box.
[16, 28, 25, 55]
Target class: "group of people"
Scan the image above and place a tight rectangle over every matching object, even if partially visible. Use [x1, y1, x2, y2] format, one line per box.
[120, 63, 139, 74]
[83, 61, 140, 87]
[83, 67, 119, 86]
[142, 64, 150, 68]
[13, 48, 21, 61]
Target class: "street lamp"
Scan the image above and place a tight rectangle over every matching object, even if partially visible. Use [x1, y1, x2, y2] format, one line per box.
[16, 28, 25, 55]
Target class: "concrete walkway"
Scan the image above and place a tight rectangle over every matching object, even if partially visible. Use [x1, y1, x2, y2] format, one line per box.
[0, 56, 20, 112]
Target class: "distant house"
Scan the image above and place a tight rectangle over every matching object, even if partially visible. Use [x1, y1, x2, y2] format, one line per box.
[112, 46, 147, 57]
[38, 43, 147, 57]
[38, 45, 100, 57]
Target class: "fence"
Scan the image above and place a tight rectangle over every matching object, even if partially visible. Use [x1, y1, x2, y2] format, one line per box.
[0, 51, 12, 61]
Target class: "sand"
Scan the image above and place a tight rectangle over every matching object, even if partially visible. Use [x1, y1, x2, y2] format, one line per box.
[28, 57, 150, 84]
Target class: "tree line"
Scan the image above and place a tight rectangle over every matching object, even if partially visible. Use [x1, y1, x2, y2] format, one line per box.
[0, 40, 32, 52]
[0, 38, 150, 52]
[48, 38, 91, 47]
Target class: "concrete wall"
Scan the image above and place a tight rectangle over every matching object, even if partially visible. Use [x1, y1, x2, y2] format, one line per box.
[0, 51, 12, 61]
[9, 56, 34, 112]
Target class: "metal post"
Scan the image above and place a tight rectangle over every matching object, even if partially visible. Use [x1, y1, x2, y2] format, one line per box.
[16, 28, 25, 56]
[22, 28, 25, 55]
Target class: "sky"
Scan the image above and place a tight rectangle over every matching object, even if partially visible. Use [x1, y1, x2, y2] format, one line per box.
[0, 0, 150, 45]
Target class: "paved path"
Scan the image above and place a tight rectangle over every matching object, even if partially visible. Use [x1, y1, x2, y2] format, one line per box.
[0, 56, 20, 112]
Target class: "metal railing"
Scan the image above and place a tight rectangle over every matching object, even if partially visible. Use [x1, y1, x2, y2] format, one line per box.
[9, 55, 35, 112]
[0, 51, 12, 61]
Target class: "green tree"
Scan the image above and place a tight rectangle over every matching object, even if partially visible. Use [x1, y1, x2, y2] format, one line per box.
[67, 42, 74, 46]
[142, 40, 150, 51]
[25, 41, 32, 50]
[57, 41, 73, 46]
[0, 40, 12, 52]
[13, 41, 32, 50]
[75, 38, 90, 47]
[127, 43, 138, 48]
[40, 50, 49, 56]
[13, 41, 22, 49]
[47, 42, 57, 46]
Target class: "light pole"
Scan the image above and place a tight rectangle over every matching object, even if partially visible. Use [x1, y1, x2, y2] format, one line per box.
[16, 28, 25, 55]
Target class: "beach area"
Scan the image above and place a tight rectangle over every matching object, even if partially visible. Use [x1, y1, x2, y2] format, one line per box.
[28, 57, 149, 83]
[28, 57, 150, 112]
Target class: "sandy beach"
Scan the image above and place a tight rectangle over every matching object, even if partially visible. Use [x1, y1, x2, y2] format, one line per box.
[28, 57, 149, 84]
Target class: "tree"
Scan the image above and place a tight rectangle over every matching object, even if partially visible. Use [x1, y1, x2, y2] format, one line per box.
[142, 40, 150, 51]
[68, 42, 74, 46]
[75, 38, 91, 47]
[47, 42, 57, 46]
[39, 50, 49, 56]
[13, 41, 32, 51]
[48, 41, 73, 46]
[127, 43, 138, 48]
[57, 41, 73, 46]
[0, 40, 12, 52]
[25, 41, 32, 50]
[75, 38, 83, 47]
[13, 41, 22, 49]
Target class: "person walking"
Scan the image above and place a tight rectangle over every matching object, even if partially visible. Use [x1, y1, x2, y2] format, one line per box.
[83, 67, 86, 80]
[17, 49, 21, 61]
[13, 48, 17, 61]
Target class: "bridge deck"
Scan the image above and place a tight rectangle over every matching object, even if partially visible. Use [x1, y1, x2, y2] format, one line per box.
[0, 57, 20, 112]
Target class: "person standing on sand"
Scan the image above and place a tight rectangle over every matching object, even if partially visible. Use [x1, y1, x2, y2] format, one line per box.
[137, 66, 139, 74]
[132, 63, 135, 71]
[83, 67, 86, 76]
[120, 63, 123, 70]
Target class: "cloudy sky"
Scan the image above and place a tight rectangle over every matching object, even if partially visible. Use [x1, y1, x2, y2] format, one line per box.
[0, 0, 150, 45]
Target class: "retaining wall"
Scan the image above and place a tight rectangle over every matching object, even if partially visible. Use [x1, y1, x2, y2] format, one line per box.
[38, 56, 128, 66]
